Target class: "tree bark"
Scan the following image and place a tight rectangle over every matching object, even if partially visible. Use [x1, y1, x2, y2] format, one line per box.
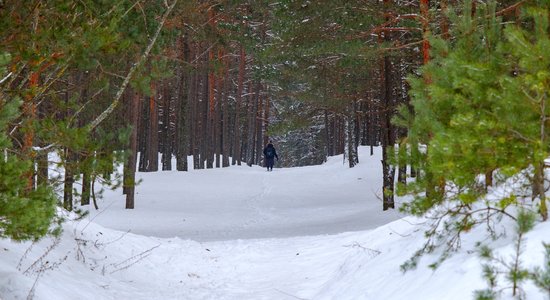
[380, 2, 396, 209]
[125, 90, 140, 209]
[63, 148, 74, 211]
[147, 81, 159, 171]
[176, 33, 190, 171]
[232, 45, 246, 166]
[246, 81, 261, 167]
[221, 55, 231, 168]
[161, 80, 172, 171]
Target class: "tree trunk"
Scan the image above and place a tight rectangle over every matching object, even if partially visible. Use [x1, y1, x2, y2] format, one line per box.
[201, 58, 209, 169]
[147, 81, 159, 171]
[255, 90, 264, 166]
[81, 166, 91, 206]
[221, 56, 231, 168]
[161, 80, 172, 171]
[346, 102, 359, 168]
[63, 148, 74, 211]
[125, 90, 140, 209]
[324, 110, 331, 159]
[176, 33, 190, 171]
[36, 151, 48, 186]
[191, 45, 201, 170]
[380, 7, 396, 209]
[420, 0, 431, 65]
[246, 81, 261, 167]
[232, 45, 246, 166]
[138, 94, 148, 172]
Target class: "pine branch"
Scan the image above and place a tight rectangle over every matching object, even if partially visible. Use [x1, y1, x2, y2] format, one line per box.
[89, 0, 178, 131]
[495, 0, 527, 17]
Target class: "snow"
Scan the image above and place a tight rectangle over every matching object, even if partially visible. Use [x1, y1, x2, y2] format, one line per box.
[1, 147, 549, 300]
[88, 147, 400, 242]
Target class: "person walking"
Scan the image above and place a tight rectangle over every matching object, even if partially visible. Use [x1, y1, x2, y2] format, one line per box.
[263, 141, 278, 171]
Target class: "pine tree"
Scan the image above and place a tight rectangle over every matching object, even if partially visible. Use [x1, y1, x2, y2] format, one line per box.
[398, 0, 549, 269]
[531, 243, 550, 298]
[0, 53, 58, 240]
[402, 0, 549, 219]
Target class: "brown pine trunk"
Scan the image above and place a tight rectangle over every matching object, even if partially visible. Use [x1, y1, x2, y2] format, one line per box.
[63, 149, 74, 211]
[161, 81, 172, 171]
[256, 90, 263, 166]
[246, 81, 261, 166]
[148, 81, 159, 171]
[324, 110, 330, 158]
[36, 151, 48, 186]
[201, 55, 209, 169]
[215, 49, 224, 168]
[206, 9, 217, 169]
[221, 53, 230, 168]
[440, 0, 449, 40]
[176, 33, 190, 171]
[63, 77, 73, 211]
[125, 90, 140, 209]
[81, 166, 91, 206]
[485, 169, 494, 189]
[138, 94, 148, 172]
[420, 0, 430, 66]
[23, 70, 39, 190]
[191, 44, 201, 170]
[232, 45, 246, 166]
[380, 2, 396, 210]
[262, 93, 270, 163]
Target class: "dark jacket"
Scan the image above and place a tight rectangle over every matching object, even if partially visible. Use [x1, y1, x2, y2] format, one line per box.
[263, 144, 278, 160]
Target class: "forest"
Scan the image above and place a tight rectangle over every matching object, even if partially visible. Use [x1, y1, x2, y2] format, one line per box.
[1, 0, 550, 298]
[0, 0, 550, 299]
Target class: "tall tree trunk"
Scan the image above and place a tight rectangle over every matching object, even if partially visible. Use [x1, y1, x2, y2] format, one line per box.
[380, 6, 396, 209]
[138, 94, 148, 172]
[214, 51, 223, 168]
[440, 0, 450, 40]
[63, 77, 73, 211]
[161, 81, 172, 170]
[63, 148, 74, 211]
[22, 6, 41, 190]
[176, 33, 190, 171]
[534, 91, 548, 220]
[201, 57, 209, 169]
[147, 81, 159, 171]
[36, 151, 48, 186]
[206, 62, 215, 169]
[191, 46, 201, 170]
[221, 55, 230, 168]
[324, 110, 331, 159]
[232, 45, 246, 166]
[246, 81, 261, 166]
[420, 0, 431, 66]
[125, 90, 140, 209]
[263, 93, 270, 146]
[255, 90, 263, 166]
[346, 102, 359, 168]
[81, 165, 91, 206]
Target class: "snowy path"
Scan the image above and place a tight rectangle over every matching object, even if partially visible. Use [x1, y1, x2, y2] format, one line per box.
[87, 148, 402, 241]
[3, 147, 549, 300]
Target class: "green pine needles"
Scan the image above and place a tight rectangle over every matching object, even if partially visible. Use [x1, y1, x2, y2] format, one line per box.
[474, 210, 542, 300]
[0, 98, 58, 241]
[397, 0, 550, 273]
[1, 52, 57, 241]
[531, 243, 550, 298]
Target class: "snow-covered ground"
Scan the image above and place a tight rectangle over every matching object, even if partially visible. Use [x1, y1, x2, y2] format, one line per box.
[1, 147, 548, 300]
[88, 147, 401, 241]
